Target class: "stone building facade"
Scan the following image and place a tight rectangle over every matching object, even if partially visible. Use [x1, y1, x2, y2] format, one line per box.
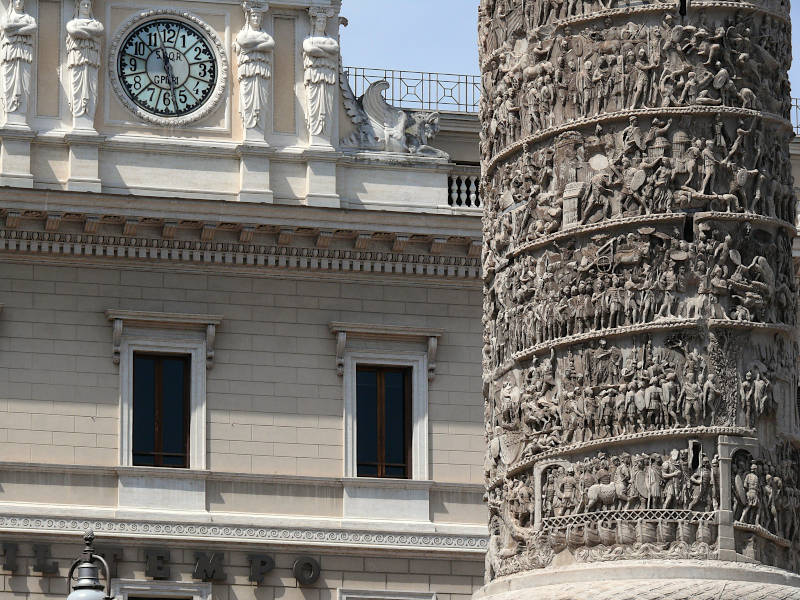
[0, 1, 487, 599]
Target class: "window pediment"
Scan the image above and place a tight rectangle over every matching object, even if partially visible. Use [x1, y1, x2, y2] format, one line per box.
[105, 310, 222, 368]
[329, 322, 443, 381]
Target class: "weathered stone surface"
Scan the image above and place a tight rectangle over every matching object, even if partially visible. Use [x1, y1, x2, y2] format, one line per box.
[478, 0, 800, 593]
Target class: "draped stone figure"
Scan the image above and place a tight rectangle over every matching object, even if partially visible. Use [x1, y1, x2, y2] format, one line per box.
[0, 0, 36, 124]
[303, 7, 338, 145]
[479, 0, 800, 597]
[66, 0, 103, 129]
[234, 0, 274, 140]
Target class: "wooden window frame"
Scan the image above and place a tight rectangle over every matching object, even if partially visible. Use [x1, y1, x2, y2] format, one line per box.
[132, 352, 191, 469]
[356, 365, 412, 479]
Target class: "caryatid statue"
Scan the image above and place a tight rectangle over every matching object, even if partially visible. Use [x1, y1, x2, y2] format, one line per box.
[303, 6, 338, 146]
[234, 0, 274, 141]
[0, 0, 36, 125]
[66, 0, 103, 130]
[478, 0, 800, 597]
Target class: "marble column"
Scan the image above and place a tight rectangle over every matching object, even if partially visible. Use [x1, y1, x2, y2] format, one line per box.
[478, 0, 800, 597]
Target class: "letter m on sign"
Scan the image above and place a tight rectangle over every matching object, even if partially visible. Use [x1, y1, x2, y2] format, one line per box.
[193, 552, 226, 582]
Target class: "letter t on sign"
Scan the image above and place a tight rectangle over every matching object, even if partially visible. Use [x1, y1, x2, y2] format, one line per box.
[2, 543, 18, 572]
[33, 545, 58, 575]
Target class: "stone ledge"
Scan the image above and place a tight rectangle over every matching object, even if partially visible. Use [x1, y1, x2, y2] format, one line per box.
[0, 507, 488, 554]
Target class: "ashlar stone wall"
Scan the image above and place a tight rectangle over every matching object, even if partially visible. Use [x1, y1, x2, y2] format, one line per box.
[0, 259, 484, 483]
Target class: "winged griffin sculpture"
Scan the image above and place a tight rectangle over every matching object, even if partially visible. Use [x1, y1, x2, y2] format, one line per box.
[340, 76, 450, 159]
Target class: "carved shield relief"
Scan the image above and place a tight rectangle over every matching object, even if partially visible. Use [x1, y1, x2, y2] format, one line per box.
[499, 429, 525, 465]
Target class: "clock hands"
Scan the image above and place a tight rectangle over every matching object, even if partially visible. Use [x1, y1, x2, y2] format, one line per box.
[156, 25, 179, 116]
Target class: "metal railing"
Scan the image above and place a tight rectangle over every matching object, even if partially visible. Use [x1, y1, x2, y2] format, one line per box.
[345, 67, 480, 113]
[793, 98, 800, 135]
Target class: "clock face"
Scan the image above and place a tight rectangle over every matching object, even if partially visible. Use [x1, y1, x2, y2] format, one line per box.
[117, 18, 218, 118]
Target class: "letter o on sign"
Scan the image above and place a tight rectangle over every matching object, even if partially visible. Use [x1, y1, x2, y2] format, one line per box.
[292, 556, 320, 585]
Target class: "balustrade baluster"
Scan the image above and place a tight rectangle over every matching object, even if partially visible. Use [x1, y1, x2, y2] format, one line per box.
[449, 177, 458, 206]
[468, 177, 478, 207]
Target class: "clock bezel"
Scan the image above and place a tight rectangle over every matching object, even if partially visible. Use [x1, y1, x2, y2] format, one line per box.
[109, 9, 229, 127]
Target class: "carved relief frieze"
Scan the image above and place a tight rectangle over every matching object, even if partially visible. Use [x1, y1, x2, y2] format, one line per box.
[486, 441, 721, 580]
[479, 0, 799, 585]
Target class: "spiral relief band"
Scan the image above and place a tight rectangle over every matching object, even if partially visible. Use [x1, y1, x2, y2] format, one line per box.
[478, 0, 800, 593]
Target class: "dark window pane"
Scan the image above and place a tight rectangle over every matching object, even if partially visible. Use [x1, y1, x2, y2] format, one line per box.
[132, 353, 189, 468]
[384, 371, 406, 466]
[356, 370, 378, 467]
[132, 454, 155, 466]
[132, 355, 156, 464]
[357, 464, 378, 477]
[356, 366, 411, 479]
[160, 357, 187, 456]
[385, 466, 406, 478]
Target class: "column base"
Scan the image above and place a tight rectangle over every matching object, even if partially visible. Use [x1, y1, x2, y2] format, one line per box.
[476, 561, 800, 600]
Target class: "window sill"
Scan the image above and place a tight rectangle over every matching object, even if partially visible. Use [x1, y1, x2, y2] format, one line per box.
[115, 465, 211, 479]
[343, 477, 433, 491]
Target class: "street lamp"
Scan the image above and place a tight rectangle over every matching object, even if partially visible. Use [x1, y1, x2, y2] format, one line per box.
[66, 531, 112, 600]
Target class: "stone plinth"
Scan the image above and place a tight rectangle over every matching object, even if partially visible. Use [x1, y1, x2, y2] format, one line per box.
[478, 0, 799, 596]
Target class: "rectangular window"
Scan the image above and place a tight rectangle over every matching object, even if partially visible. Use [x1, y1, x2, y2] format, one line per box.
[356, 366, 411, 478]
[132, 353, 190, 468]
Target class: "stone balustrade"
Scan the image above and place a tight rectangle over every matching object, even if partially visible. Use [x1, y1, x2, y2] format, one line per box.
[448, 167, 482, 210]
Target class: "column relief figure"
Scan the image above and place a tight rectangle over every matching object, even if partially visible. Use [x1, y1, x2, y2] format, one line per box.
[66, 0, 103, 130]
[303, 6, 338, 146]
[0, 0, 36, 126]
[234, 0, 274, 141]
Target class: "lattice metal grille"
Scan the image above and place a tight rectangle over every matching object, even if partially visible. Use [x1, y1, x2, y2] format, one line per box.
[345, 67, 481, 113]
[542, 509, 716, 528]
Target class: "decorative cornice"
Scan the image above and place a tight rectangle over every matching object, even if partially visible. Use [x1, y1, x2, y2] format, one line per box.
[105, 310, 223, 367]
[329, 322, 444, 341]
[0, 514, 488, 554]
[0, 229, 481, 280]
[0, 461, 485, 495]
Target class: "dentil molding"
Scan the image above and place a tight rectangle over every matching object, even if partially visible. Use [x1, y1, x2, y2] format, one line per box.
[0, 513, 487, 554]
[0, 228, 481, 280]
